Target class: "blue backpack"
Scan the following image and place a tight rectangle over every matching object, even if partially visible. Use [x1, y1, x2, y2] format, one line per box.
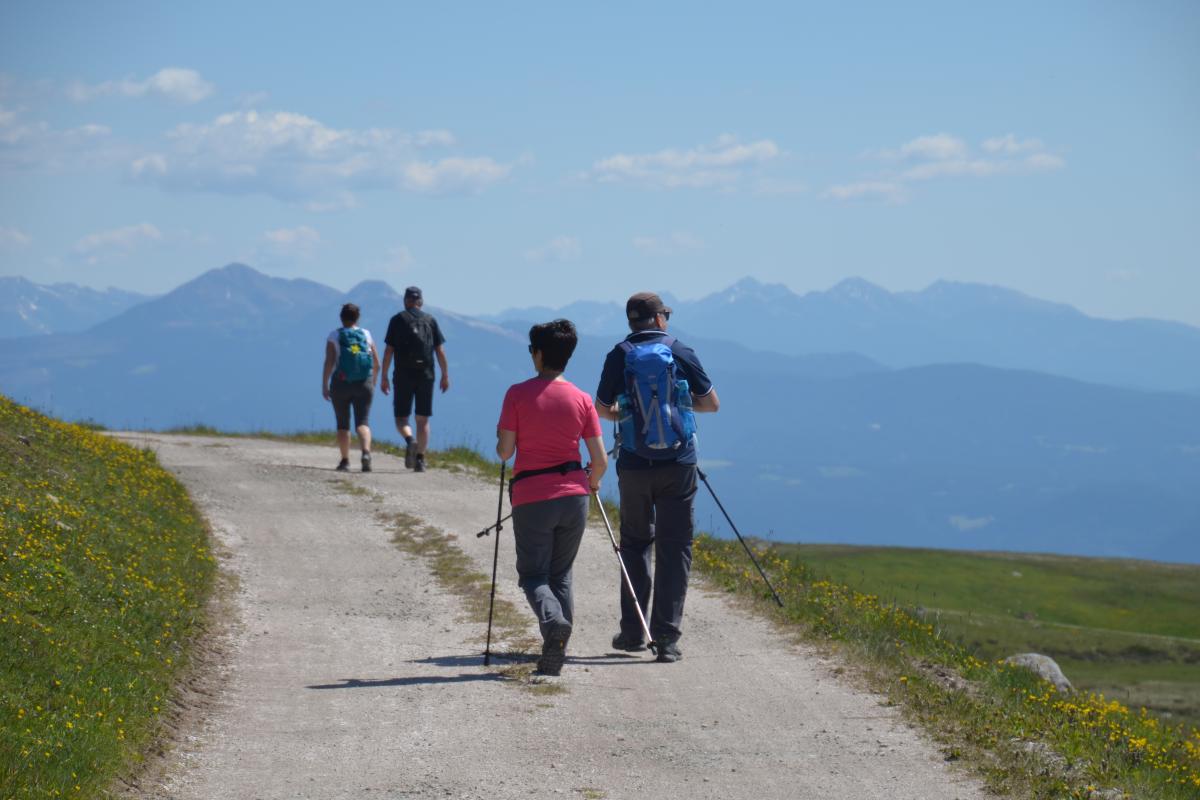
[336, 327, 373, 382]
[616, 336, 696, 459]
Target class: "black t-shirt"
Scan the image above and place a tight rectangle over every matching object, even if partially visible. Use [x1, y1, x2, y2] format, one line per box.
[384, 308, 446, 381]
[596, 330, 714, 469]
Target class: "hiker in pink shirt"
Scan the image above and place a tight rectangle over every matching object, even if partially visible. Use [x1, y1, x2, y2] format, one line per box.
[497, 319, 608, 676]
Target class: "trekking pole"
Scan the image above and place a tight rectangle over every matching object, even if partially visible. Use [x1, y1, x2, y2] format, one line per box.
[476, 513, 512, 538]
[697, 469, 785, 608]
[592, 491, 657, 655]
[483, 461, 507, 666]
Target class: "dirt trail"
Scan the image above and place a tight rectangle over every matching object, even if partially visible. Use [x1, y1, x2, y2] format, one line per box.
[117, 433, 986, 800]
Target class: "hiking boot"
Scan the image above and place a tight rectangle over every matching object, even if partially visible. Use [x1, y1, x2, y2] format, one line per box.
[611, 631, 647, 652]
[537, 622, 572, 676]
[335, 458, 350, 472]
[361, 451, 372, 473]
[656, 640, 683, 663]
[404, 437, 417, 469]
[414, 453, 426, 473]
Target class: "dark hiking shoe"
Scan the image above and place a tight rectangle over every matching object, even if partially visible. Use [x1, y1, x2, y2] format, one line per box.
[414, 453, 426, 473]
[537, 622, 572, 676]
[335, 459, 351, 472]
[404, 438, 417, 469]
[611, 631, 647, 652]
[361, 451, 372, 472]
[656, 640, 682, 663]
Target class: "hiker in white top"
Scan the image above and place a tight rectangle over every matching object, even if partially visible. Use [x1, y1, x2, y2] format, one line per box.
[322, 303, 380, 473]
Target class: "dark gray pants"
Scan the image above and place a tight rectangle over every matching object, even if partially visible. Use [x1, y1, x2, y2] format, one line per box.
[617, 463, 697, 643]
[512, 494, 589, 639]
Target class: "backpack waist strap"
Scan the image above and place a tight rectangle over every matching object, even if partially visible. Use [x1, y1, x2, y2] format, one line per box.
[509, 461, 584, 498]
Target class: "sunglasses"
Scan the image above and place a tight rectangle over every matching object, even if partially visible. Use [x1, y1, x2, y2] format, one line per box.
[660, 310, 671, 321]
[527, 344, 535, 353]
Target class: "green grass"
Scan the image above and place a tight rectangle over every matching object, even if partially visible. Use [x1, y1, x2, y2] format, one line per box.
[0, 396, 216, 798]
[694, 537, 1200, 798]
[775, 544, 1200, 729]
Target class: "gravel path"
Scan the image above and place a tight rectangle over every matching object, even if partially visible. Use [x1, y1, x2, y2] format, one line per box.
[116, 433, 987, 800]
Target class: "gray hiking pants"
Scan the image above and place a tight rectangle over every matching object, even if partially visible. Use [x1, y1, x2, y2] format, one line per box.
[617, 462, 697, 643]
[512, 494, 589, 639]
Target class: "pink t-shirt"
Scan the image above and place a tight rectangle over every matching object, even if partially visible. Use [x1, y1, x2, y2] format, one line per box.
[498, 377, 602, 507]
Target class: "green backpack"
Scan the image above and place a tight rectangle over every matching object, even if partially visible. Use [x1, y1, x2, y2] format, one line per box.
[336, 327, 373, 382]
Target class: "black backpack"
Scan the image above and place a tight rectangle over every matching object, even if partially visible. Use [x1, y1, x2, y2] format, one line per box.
[397, 310, 436, 369]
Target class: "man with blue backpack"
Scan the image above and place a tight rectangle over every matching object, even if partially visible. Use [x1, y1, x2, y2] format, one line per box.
[594, 292, 720, 662]
[322, 303, 380, 472]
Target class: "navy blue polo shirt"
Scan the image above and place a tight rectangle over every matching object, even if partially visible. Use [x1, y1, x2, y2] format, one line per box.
[595, 330, 714, 469]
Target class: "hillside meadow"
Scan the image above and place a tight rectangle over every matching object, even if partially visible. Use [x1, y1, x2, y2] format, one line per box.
[775, 544, 1200, 729]
[694, 536, 1200, 798]
[0, 397, 215, 798]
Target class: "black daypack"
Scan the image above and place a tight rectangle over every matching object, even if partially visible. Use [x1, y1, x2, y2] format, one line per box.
[397, 310, 436, 369]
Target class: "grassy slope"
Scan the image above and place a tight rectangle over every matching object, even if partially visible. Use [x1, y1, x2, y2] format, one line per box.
[694, 537, 1200, 799]
[0, 398, 215, 798]
[777, 544, 1200, 729]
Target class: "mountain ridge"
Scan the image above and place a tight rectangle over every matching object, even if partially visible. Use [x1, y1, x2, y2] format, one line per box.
[1, 263, 1197, 563]
[490, 275, 1200, 394]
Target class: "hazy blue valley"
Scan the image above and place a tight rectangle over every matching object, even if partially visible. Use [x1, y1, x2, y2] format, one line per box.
[2, 264, 1198, 563]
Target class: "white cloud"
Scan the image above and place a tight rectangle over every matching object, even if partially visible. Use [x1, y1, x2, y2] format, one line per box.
[400, 157, 508, 192]
[263, 226, 321, 258]
[524, 235, 582, 263]
[900, 133, 968, 161]
[73, 223, 162, 263]
[0, 225, 31, 248]
[68, 67, 215, 105]
[948, 514, 994, 532]
[982, 134, 1044, 155]
[828, 132, 1065, 202]
[1, 104, 116, 171]
[590, 135, 781, 188]
[129, 110, 511, 205]
[632, 231, 705, 255]
[823, 181, 907, 203]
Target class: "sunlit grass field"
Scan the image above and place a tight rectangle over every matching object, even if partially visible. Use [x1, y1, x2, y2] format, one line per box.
[0, 398, 215, 798]
[694, 535, 1200, 798]
[776, 544, 1200, 729]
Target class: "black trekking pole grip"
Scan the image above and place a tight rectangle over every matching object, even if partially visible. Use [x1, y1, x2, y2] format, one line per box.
[483, 461, 507, 666]
[697, 469, 785, 608]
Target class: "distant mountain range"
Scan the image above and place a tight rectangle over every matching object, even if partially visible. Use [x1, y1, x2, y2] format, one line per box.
[0, 276, 149, 337]
[490, 277, 1200, 395]
[2, 264, 1197, 563]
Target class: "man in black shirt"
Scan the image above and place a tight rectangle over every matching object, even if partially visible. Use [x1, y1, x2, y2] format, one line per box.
[594, 292, 719, 662]
[381, 286, 449, 473]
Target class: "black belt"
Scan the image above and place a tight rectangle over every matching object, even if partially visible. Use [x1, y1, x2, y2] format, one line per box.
[508, 461, 584, 497]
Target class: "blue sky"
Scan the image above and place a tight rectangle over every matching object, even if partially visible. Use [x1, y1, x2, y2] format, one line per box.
[2, 1, 1198, 323]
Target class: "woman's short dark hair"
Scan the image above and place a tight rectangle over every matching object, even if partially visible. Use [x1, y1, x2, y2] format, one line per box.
[340, 303, 361, 325]
[529, 319, 578, 371]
